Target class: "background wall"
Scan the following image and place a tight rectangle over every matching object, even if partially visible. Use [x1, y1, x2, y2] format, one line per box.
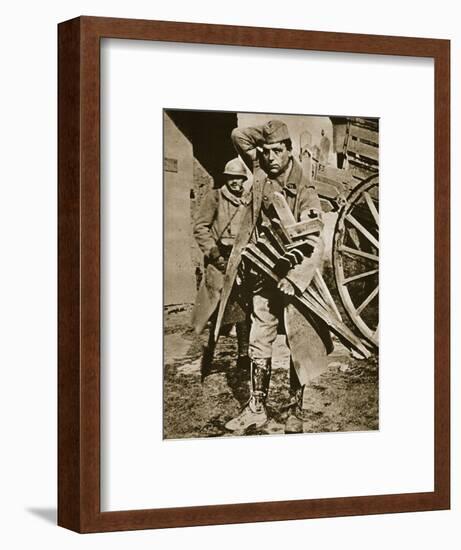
[0, 0, 457, 548]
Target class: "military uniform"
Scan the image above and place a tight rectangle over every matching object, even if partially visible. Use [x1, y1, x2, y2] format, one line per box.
[194, 185, 247, 261]
[191, 175, 249, 358]
[247, 159, 329, 377]
[225, 121, 332, 433]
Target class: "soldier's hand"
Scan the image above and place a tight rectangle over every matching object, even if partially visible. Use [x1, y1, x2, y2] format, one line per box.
[215, 256, 227, 273]
[208, 246, 220, 262]
[278, 278, 295, 296]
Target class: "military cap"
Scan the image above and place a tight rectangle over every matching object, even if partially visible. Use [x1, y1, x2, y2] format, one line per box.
[262, 119, 290, 144]
[223, 157, 247, 178]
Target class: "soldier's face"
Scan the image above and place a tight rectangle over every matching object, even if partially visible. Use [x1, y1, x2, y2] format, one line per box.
[226, 176, 245, 195]
[261, 142, 291, 177]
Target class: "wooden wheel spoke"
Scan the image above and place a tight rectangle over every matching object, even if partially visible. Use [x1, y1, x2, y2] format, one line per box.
[372, 324, 379, 341]
[342, 268, 379, 285]
[333, 175, 379, 347]
[363, 191, 379, 226]
[346, 213, 379, 249]
[355, 286, 378, 316]
[340, 245, 379, 263]
[314, 269, 343, 321]
[348, 227, 361, 249]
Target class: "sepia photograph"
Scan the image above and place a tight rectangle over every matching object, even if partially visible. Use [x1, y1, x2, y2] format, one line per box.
[163, 109, 379, 439]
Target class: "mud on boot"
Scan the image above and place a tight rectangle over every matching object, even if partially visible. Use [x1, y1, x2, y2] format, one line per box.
[284, 407, 303, 434]
[225, 395, 267, 432]
[225, 358, 271, 432]
[284, 385, 310, 434]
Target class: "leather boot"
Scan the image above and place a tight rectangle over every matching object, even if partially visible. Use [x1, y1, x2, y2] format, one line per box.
[236, 321, 249, 358]
[236, 355, 250, 372]
[236, 321, 250, 371]
[284, 385, 309, 434]
[225, 359, 271, 432]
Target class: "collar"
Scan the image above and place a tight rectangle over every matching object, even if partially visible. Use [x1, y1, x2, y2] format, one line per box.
[270, 159, 302, 196]
[220, 184, 244, 206]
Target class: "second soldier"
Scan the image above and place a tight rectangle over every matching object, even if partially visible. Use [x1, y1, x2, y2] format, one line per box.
[191, 158, 251, 376]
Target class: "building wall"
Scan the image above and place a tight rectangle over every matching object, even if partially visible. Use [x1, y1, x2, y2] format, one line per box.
[163, 113, 197, 305]
[164, 110, 241, 304]
[191, 158, 215, 289]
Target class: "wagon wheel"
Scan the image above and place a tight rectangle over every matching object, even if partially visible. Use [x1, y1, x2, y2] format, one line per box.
[333, 174, 379, 347]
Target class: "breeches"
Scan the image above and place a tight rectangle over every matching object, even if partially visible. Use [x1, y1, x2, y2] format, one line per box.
[249, 289, 283, 360]
[249, 287, 329, 387]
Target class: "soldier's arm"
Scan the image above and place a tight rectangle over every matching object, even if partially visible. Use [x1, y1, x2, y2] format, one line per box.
[193, 189, 219, 257]
[285, 185, 323, 293]
[298, 184, 322, 220]
[231, 125, 265, 170]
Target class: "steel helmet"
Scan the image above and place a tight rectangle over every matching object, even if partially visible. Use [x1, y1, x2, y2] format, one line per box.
[223, 158, 247, 179]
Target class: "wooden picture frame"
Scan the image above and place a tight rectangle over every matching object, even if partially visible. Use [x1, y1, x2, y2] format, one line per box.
[58, 16, 450, 533]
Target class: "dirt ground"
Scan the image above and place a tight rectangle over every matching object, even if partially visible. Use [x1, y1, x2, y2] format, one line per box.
[164, 304, 379, 439]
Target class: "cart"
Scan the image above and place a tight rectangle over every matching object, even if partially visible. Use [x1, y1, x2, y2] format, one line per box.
[313, 117, 379, 349]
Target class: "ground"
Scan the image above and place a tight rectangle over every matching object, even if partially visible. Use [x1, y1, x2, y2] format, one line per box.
[164, 304, 379, 439]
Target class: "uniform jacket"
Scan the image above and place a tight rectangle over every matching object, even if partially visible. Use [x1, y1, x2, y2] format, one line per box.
[231, 125, 323, 293]
[193, 185, 247, 255]
[191, 185, 248, 334]
[230, 125, 333, 380]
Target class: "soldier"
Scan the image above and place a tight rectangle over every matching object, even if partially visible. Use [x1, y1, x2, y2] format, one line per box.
[223, 120, 332, 434]
[191, 158, 251, 373]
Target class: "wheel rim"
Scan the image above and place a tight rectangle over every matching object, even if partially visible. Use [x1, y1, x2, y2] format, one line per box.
[333, 174, 379, 347]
